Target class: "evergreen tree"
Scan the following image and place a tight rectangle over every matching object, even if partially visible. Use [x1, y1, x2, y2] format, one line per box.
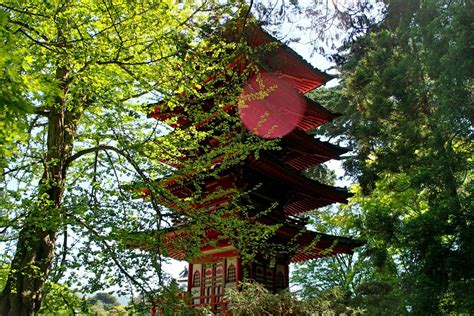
[302, 0, 473, 313]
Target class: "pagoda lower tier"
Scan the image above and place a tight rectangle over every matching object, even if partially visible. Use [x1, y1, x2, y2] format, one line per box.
[132, 152, 362, 314]
[146, 216, 362, 313]
[132, 134, 362, 314]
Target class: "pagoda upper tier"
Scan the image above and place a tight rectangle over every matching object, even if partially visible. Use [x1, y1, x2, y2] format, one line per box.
[234, 22, 333, 94]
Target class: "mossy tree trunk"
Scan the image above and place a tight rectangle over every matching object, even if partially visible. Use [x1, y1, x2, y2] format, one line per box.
[0, 67, 79, 315]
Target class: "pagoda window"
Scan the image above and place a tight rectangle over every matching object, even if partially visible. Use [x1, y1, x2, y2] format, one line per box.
[227, 264, 236, 283]
[193, 271, 201, 288]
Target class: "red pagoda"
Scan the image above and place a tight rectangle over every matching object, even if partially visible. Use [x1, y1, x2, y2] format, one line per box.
[143, 23, 362, 314]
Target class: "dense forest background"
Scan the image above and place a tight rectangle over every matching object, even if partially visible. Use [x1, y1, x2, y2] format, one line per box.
[1, 0, 472, 315]
[292, 0, 473, 314]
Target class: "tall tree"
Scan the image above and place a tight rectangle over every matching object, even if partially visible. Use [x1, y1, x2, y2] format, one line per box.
[0, 1, 269, 314]
[293, 161, 403, 314]
[309, 0, 473, 313]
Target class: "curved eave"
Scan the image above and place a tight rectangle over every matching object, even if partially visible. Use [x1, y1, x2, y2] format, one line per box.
[282, 130, 348, 171]
[284, 193, 335, 215]
[137, 228, 234, 261]
[241, 25, 332, 94]
[290, 230, 364, 263]
[128, 223, 364, 263]
[248, 154, 352, 204]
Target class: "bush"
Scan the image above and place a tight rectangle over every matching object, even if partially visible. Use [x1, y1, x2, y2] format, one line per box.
[225, 282, 363, 315]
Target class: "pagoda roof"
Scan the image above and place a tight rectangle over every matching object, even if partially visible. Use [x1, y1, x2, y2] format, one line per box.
[148, 92, 339, 134]
[247, 155, 351, 204]
[296, 96, 341, 132]
[290, 230, 363, 262]
[255, 216, 363, 261]
[235, 22, 333, 94]
[148, 23, 336, 131]
[155, 154, 351, 214]
[128, 222, 363, 263]
[283, 193, 336, 216]
[280, 130, 348, 171]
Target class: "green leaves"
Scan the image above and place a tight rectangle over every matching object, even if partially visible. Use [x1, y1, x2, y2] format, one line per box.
[0, 0, 261, 313]
[293, 1, 473, 314]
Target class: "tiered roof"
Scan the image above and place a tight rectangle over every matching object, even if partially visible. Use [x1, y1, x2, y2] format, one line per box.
[137, 22, 362, 263]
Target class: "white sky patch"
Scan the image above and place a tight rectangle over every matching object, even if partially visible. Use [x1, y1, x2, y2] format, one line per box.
[164, 259, 188, 279]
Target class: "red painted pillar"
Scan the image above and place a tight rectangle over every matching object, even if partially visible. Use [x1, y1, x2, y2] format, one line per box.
[188, 263, 193, 292]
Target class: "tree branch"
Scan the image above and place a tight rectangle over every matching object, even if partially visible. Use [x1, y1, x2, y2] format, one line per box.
[95, 54, 177, 66]
[65, 145, 123, 168]
[0, 4, 50, 17]
[1, 163, 36, 177]
[51, 227, 68, 283]
[16, 28, 57, 52]
[69, 214, 151, 294]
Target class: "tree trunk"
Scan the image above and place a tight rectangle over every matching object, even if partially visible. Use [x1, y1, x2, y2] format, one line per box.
[0, 67, 79, 315]
[0, 227, 58, 315]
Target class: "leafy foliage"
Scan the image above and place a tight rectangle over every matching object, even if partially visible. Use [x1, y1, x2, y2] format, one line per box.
[87, 292, 119, 311]
[226, 281, 363, 315]
[293, 0, 473, 314]
[0, 1, 281, 314]
[38, 282, 90, 315]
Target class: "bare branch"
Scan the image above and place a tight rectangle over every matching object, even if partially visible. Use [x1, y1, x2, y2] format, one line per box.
[9, 19, 50, 42]
[16, 28, 57, 52]
[0, 4, 50, 18]
[69, 214, 151, 294]
[51, 227, 69, 283]
[65, 145, 123, 168]
[95, 54, 177, 66]
[1, 163, 36, 177]
[103, 149, 126, 200]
